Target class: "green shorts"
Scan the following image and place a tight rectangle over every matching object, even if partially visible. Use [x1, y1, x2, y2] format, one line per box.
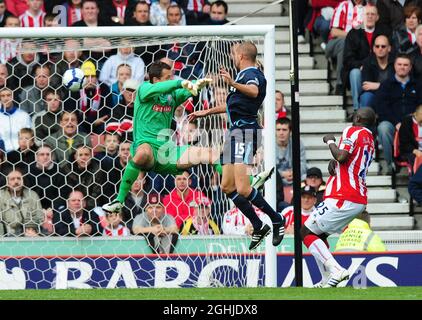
[130, 138, 189, 175]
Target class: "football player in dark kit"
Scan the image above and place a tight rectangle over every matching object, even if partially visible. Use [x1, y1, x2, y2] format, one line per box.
[189, 41, 285, 250]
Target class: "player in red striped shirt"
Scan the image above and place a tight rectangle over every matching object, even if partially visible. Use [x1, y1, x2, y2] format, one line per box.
[19, 0, 45, 27]
[300, 107, 376, 288]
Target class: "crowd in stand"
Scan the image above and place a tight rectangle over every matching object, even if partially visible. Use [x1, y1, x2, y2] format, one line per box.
[1, 0, 421, 254]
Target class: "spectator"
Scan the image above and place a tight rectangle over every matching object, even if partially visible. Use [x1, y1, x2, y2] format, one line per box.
[106, 78, 137, 133]
[325, 0, 365, 94]
[4, 0, 28, 17]
[6, 41, 40, 93]
[282, 185, 318, 235]
[411, 24, 422, 81]
[180, 0, 210, 25]
[360, 34, 395, 108]
[125, 0, 152, 26]
[335, 211, 386, 251]
[63, 145, 107, 209]
[18, 64, 51, 117]
[78, 60, 111, 134]
[6, 127, 38, 174]
[103, 140, 131, 198]
[107, 63, 132, 108]
[0, 168, 43, 237]
[222, 206, 271, 236]
[0, 87, 31, 152]
[102, 0, 129, 25]
[43, 13, 59, 27]
[301, 167, 326, 205]
[180, 195, 220, 235]
[162, 171, 209, 228]
[122, 172, 147, 230]
[201, 0, 229, 25]
[409, 161, 422, 203]
[0, 139, 10, 188]
[276, 117, 307, 187]
[376, 0, 422, 34]
[132, 193, 179, 254]
[305, 0, 341, 50]
[392, 5, 421, 55]
[53, 188, 102, 236]
[343, 4, 388, 110]
[72, 0, 116, 63]
[32, 89, 63, 143]
[374, 53, 421, 174]
[25, 144, 66, 212]
[72, 0, 114, 26]
[275, 90, 288, 119]
[150, 0, 184, 26]
[102, 211, 131, 236]
[398, 103, 422, 167]
[166, 3, 185, 26]
[63, 0, 83, 26]
[0, 15, 21, 64]
[44, 110, 92, 166]
[0, 0, 13, 28]
[55, 39, 84, 86]
[99, 43, 145, 87]
[0, 64, 8, 88]
[95, 132, 120, 164]
[19, 0, 45, 27]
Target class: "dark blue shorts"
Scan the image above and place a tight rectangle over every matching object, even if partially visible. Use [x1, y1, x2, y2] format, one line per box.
[220, 125, 262, 165]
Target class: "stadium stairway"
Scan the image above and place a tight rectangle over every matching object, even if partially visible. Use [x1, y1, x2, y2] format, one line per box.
[227, 0, 417, 231]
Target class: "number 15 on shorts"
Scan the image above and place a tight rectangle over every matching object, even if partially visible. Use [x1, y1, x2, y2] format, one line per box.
[234, 142, 245, 157]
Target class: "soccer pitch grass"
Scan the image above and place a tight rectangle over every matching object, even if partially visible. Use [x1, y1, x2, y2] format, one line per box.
[0, 287, 421, 300]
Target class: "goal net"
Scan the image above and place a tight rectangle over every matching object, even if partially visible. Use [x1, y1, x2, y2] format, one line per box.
[0, 26, 277, 289]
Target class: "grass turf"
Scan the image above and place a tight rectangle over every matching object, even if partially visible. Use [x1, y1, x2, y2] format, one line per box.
[0, 287, 421, 300]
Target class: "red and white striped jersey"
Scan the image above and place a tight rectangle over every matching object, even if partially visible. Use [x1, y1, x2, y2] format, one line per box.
[113, 0, 127, 23]
[324, 126, 375, 204]
[103, 224, 131, 237]
[329, 0, 364, 39]
[19, 10, 45, 27]
[187, 0, 206, 12]
[0, 39, 20, 64]
[281, 205, 313, 228]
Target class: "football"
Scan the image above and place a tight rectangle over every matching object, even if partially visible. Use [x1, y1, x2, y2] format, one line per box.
[62, 68, 85, 92]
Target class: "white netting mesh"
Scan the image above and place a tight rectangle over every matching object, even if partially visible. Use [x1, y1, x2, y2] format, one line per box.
[0, 30, 273, 289]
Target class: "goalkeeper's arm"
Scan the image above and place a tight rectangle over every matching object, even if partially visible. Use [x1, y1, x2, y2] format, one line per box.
[187, 105, 226, 122]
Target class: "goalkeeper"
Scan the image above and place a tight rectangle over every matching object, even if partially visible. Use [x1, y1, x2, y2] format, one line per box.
[103, 61, 271, 214]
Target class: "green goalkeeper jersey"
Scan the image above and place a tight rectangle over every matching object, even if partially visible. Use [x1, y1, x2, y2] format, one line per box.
[133, 79, 192, 143]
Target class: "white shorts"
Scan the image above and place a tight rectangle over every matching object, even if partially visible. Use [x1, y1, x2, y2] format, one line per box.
[304, 198, 365, 235]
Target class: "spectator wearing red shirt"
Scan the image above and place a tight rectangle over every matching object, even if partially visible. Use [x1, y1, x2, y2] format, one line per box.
[5, 0, 28, 17]
[162, 171, 209, 228]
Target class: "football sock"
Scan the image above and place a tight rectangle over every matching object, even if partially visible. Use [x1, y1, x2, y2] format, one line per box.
[228, 191, 263, 230]
[247, 188, 282, 223]
[116, 160, 142, 203]
[304, 236, 343, 274]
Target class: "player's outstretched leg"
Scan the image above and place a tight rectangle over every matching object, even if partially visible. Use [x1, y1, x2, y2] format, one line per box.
[103, 144, 152, 213]
[301, 226, 349, 288]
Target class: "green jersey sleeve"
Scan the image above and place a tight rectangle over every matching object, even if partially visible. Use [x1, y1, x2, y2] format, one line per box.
[173, 80, 198, 106]
[138, 80, 183, 102]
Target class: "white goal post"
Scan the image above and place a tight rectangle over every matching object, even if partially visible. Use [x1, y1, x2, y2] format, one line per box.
[0, 25, 277, 288]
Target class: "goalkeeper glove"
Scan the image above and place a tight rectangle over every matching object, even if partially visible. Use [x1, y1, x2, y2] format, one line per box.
[181, 80, 198, 96]
[195, 78, 213, 90]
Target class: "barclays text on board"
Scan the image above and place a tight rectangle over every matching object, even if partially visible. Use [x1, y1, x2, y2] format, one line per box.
[0, 253, 420, 289]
